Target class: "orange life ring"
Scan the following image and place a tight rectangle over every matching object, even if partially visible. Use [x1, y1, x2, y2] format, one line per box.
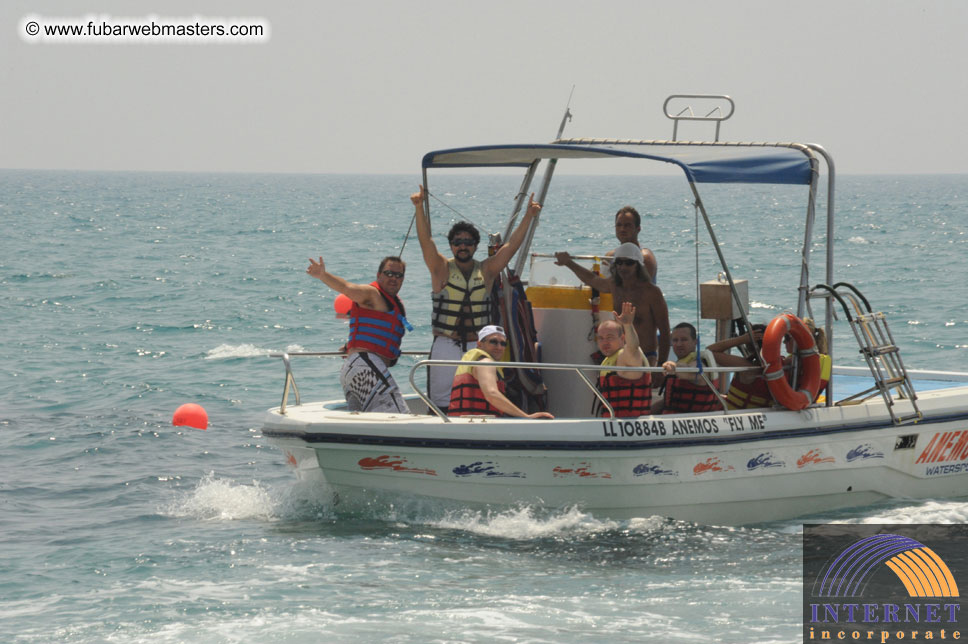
[762, 313, 821, 411]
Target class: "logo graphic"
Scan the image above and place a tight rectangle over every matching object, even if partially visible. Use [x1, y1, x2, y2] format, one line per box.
[552, 463, 611, 478]
[633, 463, 677, 477]
[693, 457, 734, 475]
[747, 452, 785, 471]
[453, 461, 525, 478]
[846, 443, 884, 462]
[815, 533, 959, 598]
[797, 449, 835, 468]
[916, 430, 968, 464]
[358, 455, 437, 476]
[804, 525, 966, 643]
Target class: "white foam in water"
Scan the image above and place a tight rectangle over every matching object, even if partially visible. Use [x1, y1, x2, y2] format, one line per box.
[845, 499, 968, 525]
[205, 343, 271, 360]
[204, 343, 307, 360]
[848, 236, 870, 244]
[430, 505, 620, 539]
[167, 473, 276, 521]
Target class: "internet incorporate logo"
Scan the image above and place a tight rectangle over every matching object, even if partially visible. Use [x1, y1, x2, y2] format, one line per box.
[803, 526, 965, 643]
[816, 534, 959, 599]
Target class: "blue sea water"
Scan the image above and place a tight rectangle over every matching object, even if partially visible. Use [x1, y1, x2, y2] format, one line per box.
[1, 168, 967, 643]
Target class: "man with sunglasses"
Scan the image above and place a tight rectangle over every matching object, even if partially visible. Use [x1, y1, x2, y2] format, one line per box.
[412, 185, 543, 410]
[448, 325, 554, 419]
[307, 255, 412, 413]
[555, 242, 670, 372]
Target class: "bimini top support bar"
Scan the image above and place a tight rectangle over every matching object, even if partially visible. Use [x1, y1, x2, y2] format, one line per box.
[663, 94, 736, 142]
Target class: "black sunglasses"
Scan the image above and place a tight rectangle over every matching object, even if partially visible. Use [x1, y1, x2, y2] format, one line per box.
[485, 338, 507, 347]
[451, 238, 477, 247]
[381, 270, 405, 278]
[614, 258, 638, 266]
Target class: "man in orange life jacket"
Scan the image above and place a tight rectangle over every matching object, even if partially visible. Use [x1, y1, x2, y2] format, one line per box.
[412, 185, 543, 411]
[448, 325, 554, 419]
[657, 322, 722, 414]
[593, 302, 652, 417]
[307, 255, 411, 413]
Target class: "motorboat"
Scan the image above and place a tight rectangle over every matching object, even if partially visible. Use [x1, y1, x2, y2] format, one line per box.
[261, 95, 968, 525]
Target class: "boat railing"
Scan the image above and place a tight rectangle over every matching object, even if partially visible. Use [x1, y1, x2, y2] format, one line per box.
[270, 350, 429, 415]
[407, 359, 756, 422]
[662, 94, 735, 142]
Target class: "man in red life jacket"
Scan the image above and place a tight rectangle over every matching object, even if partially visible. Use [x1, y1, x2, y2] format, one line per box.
[307, 255, 411, 413]
[657, 322, 722, 414]
[593, 302, 652, 417]
[448, 325, 554, 419]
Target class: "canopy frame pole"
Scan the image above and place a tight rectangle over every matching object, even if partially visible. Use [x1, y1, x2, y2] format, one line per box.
[687, 182, 758, 355]
[511, 104, 573, 277]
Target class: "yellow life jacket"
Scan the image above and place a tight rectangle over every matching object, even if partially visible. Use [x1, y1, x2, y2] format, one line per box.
[432, 259, 491, 339]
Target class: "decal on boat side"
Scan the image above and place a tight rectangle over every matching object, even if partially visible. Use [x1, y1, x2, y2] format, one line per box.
[452, 461, 525, 478]
[693, 457, 734, 476]
[924, 463, 968, 476]
[845, 444, 885, 462]
[797, 449, 836, 468]
[552, 463, 611, 479]
[632, 463, 678, 477]
[915, 430, 968, 465]
[358, 455, 437, 476]
[747, 452, 785, 471]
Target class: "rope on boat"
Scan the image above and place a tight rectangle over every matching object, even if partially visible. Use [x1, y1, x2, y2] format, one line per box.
[399, 189, 485, 255]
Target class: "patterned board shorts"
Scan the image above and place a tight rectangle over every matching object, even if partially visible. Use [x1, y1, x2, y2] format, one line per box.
[339, 352, 408, 413]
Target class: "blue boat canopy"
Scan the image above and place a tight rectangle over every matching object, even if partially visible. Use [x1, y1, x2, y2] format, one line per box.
[422, 140, 816, 185]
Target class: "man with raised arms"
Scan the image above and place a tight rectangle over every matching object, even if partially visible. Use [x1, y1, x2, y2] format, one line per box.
[412, 185, 543, 410]
[555, 242, 670, 369]
[307, 255, 411, 413]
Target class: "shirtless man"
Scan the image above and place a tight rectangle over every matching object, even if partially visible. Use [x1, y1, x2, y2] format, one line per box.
[555, 242, 670, 368]
[604, 206, 658, 284]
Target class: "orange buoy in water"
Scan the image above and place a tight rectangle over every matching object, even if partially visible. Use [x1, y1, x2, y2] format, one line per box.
[172, 403, 208, 430]
[334, 293, 352, 315]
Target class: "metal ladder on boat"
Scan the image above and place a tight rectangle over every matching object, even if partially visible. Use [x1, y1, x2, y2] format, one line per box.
[811, 282, 922, 425]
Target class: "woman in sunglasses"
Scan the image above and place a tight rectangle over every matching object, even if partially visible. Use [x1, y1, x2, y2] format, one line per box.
[555, 242, 670, 372]
[448, 325, 554, 419]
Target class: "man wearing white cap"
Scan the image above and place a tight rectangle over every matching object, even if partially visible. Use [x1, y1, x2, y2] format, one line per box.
[448, 325, 555, 419]
[555, 242, 670, 368]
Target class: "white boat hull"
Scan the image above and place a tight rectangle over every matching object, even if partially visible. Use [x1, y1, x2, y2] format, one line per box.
[262, 385, 968, 525]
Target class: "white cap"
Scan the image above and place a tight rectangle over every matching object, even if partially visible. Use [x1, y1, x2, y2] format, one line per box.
[613, 242, 644, 265]
[477, 325, 506, 343]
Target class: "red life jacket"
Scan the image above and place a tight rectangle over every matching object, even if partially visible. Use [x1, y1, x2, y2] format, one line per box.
[662, 376, 720, 414]
[346, 282, 410, 365]
[596, 372, 651, 418]
[725, 375, 772, 410]
[448, 354, 506, 417]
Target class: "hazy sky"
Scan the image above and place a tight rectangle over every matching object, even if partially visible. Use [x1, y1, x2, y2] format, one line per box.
[4, 1, 967, 175]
